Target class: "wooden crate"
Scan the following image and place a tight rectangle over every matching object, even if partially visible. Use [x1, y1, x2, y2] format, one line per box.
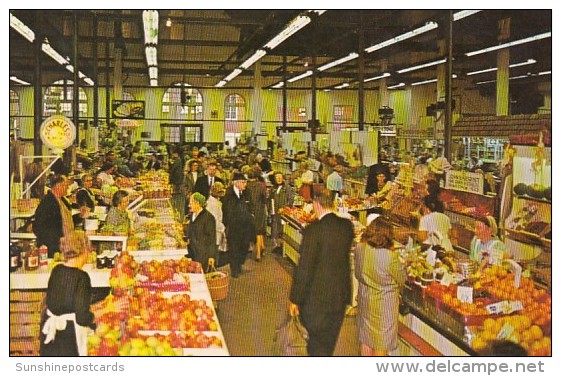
[10, 339, 40, 356]
[9, 290, 45, 357]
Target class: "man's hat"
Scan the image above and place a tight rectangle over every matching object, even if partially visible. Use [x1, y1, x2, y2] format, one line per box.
[232, 172, 247, 181]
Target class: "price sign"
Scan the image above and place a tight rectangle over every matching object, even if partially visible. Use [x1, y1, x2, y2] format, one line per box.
[426, 248, 437, 267]
[440, 272, 453, 287]
[486, 300, 524, 315]
[445, 170, 484, 195]
[457, 285, 473, 303]
[497, 323, 515, 340]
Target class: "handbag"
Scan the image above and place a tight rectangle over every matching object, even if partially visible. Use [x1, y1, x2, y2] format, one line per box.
[273, 315, 309, 356]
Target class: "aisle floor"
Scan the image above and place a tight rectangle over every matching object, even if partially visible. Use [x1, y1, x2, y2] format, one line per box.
[215, 249, 360, 356]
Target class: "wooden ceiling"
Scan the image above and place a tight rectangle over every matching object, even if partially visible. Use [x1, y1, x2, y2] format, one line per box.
[9, 10, 552, 90]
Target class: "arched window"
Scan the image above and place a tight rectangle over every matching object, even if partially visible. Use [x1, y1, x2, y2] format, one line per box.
[224, 93, 246, 146]
[161, 83, 203, 143]
[10, 90, 20, 138]
[43, 80, 88, 118]
[162, 83, 203, 121]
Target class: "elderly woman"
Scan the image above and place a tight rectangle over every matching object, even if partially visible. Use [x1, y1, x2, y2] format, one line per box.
[40, 231, 105, 356]
[268, 171, 294, 255]
[355, 214, 406, 356]
[246, 166, 268, 261]
[206, 182, 227, 254]
[104, 190, 133, 235]
[187, 192, 217, 270]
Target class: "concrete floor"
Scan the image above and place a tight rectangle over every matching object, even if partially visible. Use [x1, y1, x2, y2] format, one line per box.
[215, 250, 360, 356]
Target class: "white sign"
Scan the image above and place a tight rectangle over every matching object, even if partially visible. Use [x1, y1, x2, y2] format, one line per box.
[445, 170, 484, 195]
[40, 115, 76, 153]
[457, 285, 473, 304]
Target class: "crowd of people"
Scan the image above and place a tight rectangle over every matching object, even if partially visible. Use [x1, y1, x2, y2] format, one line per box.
[27, 138, 518, 357]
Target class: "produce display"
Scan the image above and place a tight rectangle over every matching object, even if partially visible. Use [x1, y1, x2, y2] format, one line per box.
[400, 246, 551, 355]
[129, 198, 186, 251]
[136, 170, 172, 199]
[281, 207, 316, 226]
[89, 254, 226, 356]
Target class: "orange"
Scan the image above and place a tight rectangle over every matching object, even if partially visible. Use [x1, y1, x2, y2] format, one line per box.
[471, 337, 487, 351]
[529, 325, 543, 341]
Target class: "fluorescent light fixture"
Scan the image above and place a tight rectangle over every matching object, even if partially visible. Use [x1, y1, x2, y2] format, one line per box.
[310, 10, 327, 16]
[466, 32, 551, 57]
[388, 82, 405, 89]
[150, 79, 158, 87]
[364, 72, 391, 83]
[287, 70, 313, 83]
[149, 66, 158, 80]
[323, 89, 331, 92]
[142, 10, 159, 45]
[78, 71, 86, 79]
[272, 82, 285, 89]
[365, 21, 438, 53]
[166, 17, 172, 27]
[84, 77, 94, 86]
[145, 46, 158, 66]
[334, 83, 349, 89]
[10, 76, 30, 85]
[215, 80, 227, 88]
[65, 64, 74, 73]
[466, 58, 537, 76]
[42, 39, 69, 65]
[453, 10, 481, 21]
[317, 52, 359, 72]
[475, 71, 550, 85]
[10, 12, 35, 43]
[397, 58, 446, 74]
[240, 49, 266, 69]
[224, 68, 243, 82]
[411, 74, 457, 86]
[264, 15, 311, 50]
[411, 78, 437, 86]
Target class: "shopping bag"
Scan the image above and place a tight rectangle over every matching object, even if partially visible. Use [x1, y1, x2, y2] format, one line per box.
[273, 315, 309, 356]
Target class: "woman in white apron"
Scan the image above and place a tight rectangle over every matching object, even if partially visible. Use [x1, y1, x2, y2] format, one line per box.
[40, 231, 96, 356]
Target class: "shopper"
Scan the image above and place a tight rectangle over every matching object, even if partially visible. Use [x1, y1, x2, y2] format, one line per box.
[467, 152, 483, 172]
[268, 171, 294, 255]
[206, 182, 227, 255]
[145, 153, 161, 171]
[369, 172, 394, 213]
[169, 147, 186, 222]
[40, 231, 100, 356]
[418, 195, 453, 252]
[33, 174, 74, 258]
[222, 172, 255, 278]
[256, 153, 272, 175]
[355, 214, 406, 356]
[296, 161, 314, 203]
[246, 166, 268, 261]
[184, 159, 200, 199]
[326, 164, 344, 201]
[289, 186, 354, 356]
[193, 161, 224, 199]
[187, 192, 217, 270]
[95, 162, 117, 188]
[470, 216, 509, 266]
[104, 190, 133, 235]
[75, 173, 97, 211]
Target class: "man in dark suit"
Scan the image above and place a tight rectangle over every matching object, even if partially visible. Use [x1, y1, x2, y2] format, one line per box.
[289, 186, 354, 356]
[146, 154, 161, 171]
[221, 172, 255, 278]
[187, 192, 217, 270]
[193, 161, 224, 198]
[33, 174, 74, 258]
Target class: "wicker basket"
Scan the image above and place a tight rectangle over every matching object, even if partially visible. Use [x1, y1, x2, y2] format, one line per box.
[205, 271, 230, 301]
